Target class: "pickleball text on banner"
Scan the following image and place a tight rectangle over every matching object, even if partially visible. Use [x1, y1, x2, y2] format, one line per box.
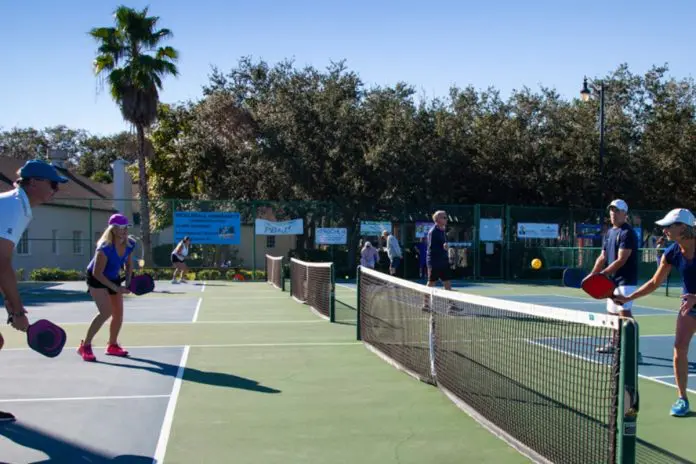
[174, 211, 241, 245]
[255, 218, 304, 235]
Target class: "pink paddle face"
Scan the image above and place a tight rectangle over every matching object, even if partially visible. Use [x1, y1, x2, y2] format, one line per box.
[27, 319, 66, 358]
[581, 273, 617, 299]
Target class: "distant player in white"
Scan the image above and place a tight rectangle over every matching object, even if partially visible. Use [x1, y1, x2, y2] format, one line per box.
[171, 236, 191, 283]
[0, 160, 68, 422]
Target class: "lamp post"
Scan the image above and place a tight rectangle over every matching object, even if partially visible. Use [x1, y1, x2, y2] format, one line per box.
[580, 76, 606, 207]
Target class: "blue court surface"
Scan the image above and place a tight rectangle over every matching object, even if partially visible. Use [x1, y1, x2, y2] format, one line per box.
[0, 346, 184, 463]
[0, 282, 202, 462]
[479, 293, 696, 396]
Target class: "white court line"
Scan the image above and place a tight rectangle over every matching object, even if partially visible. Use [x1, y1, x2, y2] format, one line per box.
[154, 345, 190, 464]
[192, 297, 202, 322]
[201, 282, 206, 293]
[204, 296, 290, 300]
[651, 374, 696, 380]
[54, 319, 326, 326]
[337, 284, 356, 291]
[642, 376, 696, 395]
[549, 294, 677, 315]
[529, 334, 696, 395]
[0, 394, 169, 404]
[52, 319, 329, 327]
[3, 341, 362, 352]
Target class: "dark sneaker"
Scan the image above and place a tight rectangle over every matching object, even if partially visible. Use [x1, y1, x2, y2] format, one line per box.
[0, 411, 16, 422]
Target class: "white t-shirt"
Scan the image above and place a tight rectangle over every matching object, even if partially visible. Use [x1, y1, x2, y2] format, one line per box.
[0, 187, 33, 246]
[386, 235, 402, 259]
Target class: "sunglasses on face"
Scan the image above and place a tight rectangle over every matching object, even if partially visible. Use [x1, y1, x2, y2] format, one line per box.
[112, 224, 129, 230]
[34, 179, 59, 191]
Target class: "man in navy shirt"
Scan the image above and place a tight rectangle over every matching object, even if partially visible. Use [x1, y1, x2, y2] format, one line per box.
[590, 199, 641, 360]
[427, 210, 452, 291]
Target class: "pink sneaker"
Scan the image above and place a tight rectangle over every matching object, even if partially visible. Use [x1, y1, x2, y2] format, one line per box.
[77, 341, 96, 362]
[105, 343, 129, 357]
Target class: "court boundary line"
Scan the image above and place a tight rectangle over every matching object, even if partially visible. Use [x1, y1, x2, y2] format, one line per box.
[650, 374, 696, 380]
[548, 293, 677, 315]
[153, 344, 190, 464]
[50, 319, 331, 326]
[531, 334, 696, 395]
[0, 393, 170, 404]
[3, 341, 362, 352]
[192, 297, 202, 322]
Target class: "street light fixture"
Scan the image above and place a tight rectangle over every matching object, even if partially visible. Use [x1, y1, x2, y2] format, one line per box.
[580, 76, 606, 207]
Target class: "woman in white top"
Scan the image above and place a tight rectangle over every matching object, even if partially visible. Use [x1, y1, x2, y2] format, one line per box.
[360, 241, 379, 269]
[171, 236, 191, 283]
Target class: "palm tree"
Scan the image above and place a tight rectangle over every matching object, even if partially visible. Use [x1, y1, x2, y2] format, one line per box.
[90, 5, 179, 265]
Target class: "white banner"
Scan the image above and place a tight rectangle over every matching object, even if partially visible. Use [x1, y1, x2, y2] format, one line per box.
[360, 221, 392, 236]
[517, 223, 559, 239]
[316, 228, 347, 245]
[255, 218, 304, 235]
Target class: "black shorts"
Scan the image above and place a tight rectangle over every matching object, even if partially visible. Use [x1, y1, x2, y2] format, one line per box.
[86, 270, 123, 295]
[171, 254, 184, 264]
[428, 266, 452, 283]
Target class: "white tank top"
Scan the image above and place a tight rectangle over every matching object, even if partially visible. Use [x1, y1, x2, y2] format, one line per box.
[174, 243, 188, 259]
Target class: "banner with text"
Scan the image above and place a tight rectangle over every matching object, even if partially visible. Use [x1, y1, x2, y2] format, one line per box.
[316, 228, 347, 245]
[360, 221, 392, 236]
[174, 211, 241, 245]
[255, 218, 304, 236]
[517, 223, 559, 239]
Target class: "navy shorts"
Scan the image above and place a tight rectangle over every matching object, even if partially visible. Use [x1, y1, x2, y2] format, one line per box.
[428, 266, 451, 282]
[390, 257, 401, 269]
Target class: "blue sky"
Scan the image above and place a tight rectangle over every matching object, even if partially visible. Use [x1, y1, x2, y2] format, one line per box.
[1, 0, 694, 136]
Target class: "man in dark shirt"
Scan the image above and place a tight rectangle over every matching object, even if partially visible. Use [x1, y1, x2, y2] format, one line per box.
[427, 210, 452, 291]
[590, 199, 641, 361]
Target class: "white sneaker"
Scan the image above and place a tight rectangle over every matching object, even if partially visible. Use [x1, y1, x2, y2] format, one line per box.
[171, 279, 179, 284]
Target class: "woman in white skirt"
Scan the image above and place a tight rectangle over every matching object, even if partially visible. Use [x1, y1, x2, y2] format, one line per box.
[171, 236, 191, 283]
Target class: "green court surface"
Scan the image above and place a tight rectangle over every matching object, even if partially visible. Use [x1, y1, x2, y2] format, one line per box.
[2, 279, 694, 463]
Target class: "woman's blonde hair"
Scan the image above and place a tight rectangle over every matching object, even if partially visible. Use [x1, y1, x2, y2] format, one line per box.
[432, 210, 447, 222]
[96, 225, 136, 249]
[679, 224, 696, 240]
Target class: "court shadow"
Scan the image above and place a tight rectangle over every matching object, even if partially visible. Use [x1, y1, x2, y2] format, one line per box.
[641, 356, 696, 373]
[97, 356, 281, 394]
[4, 288, 94, 306]
[0, 421, 153, 463]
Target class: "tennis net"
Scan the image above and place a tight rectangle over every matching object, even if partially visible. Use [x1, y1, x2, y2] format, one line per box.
[290, 258, 335, 321]
[357, 266, 639, 464]
[265, 254, 284, 291]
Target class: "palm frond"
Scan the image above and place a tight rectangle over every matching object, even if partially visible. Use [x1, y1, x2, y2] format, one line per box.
[93, 54, 115, 74]
[92, 5, 178, 128]
[156, 46, 178, 61]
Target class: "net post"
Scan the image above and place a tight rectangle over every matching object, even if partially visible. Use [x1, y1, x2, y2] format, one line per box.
[356, 265, 362, 340]
[281, 257, 286, 292]
[617, 318, 639, 464]
[329, 263, 336, 323]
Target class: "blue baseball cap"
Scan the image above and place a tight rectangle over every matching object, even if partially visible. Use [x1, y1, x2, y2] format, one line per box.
[19, 160, 69, 183]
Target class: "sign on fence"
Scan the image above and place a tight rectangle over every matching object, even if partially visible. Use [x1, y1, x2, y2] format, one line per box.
[360, 221, 392, 235]
[316, 228, 347, 245]
[517, 223, 559, 239]
[174, 211, 241, 245]
[255, 218, 304, 235]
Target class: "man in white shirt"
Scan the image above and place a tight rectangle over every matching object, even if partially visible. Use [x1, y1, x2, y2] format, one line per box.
[0, 159, 68, 422]
[382, 230, 402, 276]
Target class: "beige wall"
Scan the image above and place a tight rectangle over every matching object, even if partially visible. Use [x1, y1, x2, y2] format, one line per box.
[155, 224, 296, 270]
[12, 205, 114, 278]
